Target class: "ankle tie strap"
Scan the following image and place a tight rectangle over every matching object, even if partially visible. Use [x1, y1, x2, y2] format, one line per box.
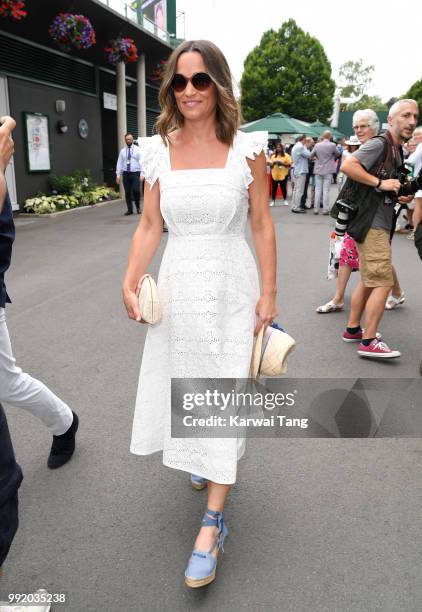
[201, 508, 223, 527]
[201, 509, 226, 552]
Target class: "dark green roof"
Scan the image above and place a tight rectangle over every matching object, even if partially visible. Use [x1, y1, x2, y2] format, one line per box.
[241, 113, 318, 136]
[310, 121, 345, 141]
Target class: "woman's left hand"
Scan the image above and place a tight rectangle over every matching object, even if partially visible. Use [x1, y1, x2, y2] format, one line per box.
[254, 293, 278, 335]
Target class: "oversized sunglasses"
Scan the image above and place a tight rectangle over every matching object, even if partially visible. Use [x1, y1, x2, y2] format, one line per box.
[171, 72, 213, 93]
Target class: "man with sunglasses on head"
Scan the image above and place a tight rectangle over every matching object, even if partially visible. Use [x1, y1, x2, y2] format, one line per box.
[341, 100, 420, 359]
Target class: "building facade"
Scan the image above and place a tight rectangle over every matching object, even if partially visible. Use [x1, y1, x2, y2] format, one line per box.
[0, 0, 178, 210]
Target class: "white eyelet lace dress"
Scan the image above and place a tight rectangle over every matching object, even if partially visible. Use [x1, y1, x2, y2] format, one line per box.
[130, 130, 268, 484]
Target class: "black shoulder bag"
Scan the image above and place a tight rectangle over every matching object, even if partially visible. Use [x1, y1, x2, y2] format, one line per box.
[415, 221, 422, 260]
[330, 136, 390, 225]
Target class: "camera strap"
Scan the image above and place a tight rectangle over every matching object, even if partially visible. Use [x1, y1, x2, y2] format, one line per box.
[376, 131, 402, 177]
[378, 132, 406, 241]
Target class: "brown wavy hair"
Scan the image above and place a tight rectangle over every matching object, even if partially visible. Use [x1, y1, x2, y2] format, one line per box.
[155, 40, 241, 145]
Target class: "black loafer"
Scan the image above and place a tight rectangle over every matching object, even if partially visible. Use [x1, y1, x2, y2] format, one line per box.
[48, 411, 79, 469]
[124, 211, 133, 216]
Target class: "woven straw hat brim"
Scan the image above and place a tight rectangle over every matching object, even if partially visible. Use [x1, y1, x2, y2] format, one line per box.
[260, 331, 296, 376]
[251, 326, 296, 379]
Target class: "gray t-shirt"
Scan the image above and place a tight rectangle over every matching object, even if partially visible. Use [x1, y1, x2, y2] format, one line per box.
[353, 137, 399, 233]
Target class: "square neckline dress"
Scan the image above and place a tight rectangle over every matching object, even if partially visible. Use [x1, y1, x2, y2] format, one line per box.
[130, 130, 268, 484]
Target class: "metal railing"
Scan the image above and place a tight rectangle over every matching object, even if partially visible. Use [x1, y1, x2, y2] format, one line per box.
[97, 0, 171, 44]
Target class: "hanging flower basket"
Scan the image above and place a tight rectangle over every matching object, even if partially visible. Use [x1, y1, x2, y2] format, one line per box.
[151, 59, 167, 82]
[49, 13, 96, 51]
[0, 0, 27, 20]
[104, 36, 138, 65]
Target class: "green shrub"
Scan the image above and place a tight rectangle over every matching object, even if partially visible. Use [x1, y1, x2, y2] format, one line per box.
[49, 169, 98, 195]
[49, 174, 76, 195]
[72, 169, 96, 192]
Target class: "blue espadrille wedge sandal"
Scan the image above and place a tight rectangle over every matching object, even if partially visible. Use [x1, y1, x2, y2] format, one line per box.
[184, 508, 228, 588]
[190, 474, 208, 490]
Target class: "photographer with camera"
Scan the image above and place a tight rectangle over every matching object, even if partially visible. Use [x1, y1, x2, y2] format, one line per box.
[316, 114, 377, 314]
[340, 99, 420, 359]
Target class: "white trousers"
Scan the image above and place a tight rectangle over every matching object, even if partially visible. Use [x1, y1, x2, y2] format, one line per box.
[291, 173, 307, 210]
[315, 174, 332, 212]
[0, 307, 73, 435]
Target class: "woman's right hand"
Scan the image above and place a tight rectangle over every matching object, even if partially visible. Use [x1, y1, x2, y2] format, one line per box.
[123, 288, 143, 323]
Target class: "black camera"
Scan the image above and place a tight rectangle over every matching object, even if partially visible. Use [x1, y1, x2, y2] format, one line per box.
[382, 165, 422, 204]
[398, 165, 422, 196]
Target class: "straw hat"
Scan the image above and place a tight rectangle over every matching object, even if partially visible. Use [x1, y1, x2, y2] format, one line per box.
[250, 322, 296, 379]
[345, 135, 361, 146]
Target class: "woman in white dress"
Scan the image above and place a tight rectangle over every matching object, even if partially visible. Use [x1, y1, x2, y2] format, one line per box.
[123, 40, 277, 588]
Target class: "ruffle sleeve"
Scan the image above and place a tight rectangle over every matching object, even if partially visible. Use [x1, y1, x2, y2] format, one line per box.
[233, 130, 269, 187]
[235, 130, 268, 160]
[137, 134, 165, 187]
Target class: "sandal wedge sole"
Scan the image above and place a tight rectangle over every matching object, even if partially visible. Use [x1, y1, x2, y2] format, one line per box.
[185, 569, 216, 588]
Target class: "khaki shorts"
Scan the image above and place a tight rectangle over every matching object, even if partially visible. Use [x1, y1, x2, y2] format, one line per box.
[356, 228, 393, 288]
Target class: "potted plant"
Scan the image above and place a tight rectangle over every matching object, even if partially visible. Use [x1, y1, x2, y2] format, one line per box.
[151, 59, 167, 81]
[104, 36, 138, 65]
[49, 13, 96, 51]
[0, 0, 27, 20]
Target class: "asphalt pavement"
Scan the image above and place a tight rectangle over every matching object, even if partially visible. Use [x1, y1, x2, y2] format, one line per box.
[1, 190, 421, 612]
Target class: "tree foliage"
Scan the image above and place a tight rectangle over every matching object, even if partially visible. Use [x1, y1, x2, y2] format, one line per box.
[240, 19, 335, 123]
[385, 97, 399, 109]
[338, 59, 375, 99]
[403, 78, 422, 116]
[347, 95, 387, 112]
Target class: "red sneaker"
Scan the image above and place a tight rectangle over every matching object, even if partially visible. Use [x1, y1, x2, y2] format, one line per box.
[357, 339, 401, 359]
[342, 329, 382, 343]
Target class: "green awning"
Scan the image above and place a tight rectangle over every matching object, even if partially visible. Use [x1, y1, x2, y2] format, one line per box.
[309, 121, 345, 141]
[240, 112, 318, 136]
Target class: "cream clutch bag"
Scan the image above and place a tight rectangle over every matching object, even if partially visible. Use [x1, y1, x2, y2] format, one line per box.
[135, 274, 162, 324]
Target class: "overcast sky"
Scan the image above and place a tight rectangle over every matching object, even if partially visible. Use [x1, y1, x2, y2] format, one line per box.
[176, 0, 421, 103]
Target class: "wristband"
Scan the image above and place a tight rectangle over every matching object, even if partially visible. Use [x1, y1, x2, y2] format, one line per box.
[374, 178, 382, 192]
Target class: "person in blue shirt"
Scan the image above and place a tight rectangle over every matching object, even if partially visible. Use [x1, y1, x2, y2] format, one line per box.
[116, 133, 144, 215]
[291, 135, 312, 213]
